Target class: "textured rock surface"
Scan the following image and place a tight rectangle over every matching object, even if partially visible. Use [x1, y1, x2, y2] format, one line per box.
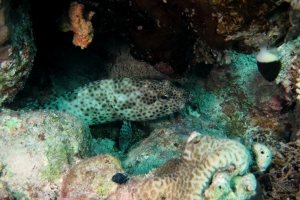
[123, 128, 185, 174]
[60, 155, 124, 200]
[181, 37, 300, 140]
[0, 180, 14, 200]
[0, 109, 92, 199]
[0, 0, 36, 105]
[77, 0, 290, 76]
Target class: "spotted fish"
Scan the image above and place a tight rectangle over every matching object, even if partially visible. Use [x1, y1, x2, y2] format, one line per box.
[42, 77, 191, 125]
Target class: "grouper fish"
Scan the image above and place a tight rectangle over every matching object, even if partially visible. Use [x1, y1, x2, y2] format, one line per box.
[42, 77, 192, 151]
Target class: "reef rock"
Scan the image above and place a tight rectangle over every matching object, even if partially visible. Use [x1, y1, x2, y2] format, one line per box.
[79, 0, 290, 76]
[0, 0, 36, 105]
[0, 109, 92, 199]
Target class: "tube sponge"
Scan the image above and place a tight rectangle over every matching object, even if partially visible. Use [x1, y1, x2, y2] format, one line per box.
[231, 173, 257, 199]
[203, 172, 257, 200]
[203, 172, 237, 199]
[252, 142, 272, 172]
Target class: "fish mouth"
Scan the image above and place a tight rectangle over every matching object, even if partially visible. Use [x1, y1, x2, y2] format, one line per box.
[184, 92, 193, 103]
[179, 92, 193, 109]
[187, 92, 194, 101]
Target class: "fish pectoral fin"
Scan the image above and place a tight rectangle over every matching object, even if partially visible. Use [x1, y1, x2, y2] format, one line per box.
[119, 120, 132, 152]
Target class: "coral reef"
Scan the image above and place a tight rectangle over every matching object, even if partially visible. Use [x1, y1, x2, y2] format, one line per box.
[78, 0, 290, 76]
[0, 0, 36, 105]
[183, 37, 300, 141]
[243, 126, 300, 199]
[129, 132, 252, 200]
[193, 39, 215, 65]
[0, 1, 299, 199]
[122, 128, 184, 175]
[60, 132, 270, 200]
[61, 1, 95, 49]
[0, 109, 92, 199]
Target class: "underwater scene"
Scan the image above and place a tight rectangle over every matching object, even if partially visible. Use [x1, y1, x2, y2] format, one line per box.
[0, 0, 300, 199]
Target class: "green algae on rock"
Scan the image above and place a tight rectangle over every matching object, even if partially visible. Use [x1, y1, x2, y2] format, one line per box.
[0, 109, 92, 199]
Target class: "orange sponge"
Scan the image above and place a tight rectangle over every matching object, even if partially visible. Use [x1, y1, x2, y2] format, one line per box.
[61, 1, 95, 49]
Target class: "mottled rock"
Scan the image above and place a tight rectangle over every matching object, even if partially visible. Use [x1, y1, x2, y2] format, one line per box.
[78, 0, 290, 76]
[123, 128, 185, 174]
[0, 109, 92, 200]
[0, 0, 36, 105]
[61, 155, 124, 200]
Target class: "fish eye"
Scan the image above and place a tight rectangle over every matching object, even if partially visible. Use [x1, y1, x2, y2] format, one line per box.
[158, 92, 169, 102]
[161, 95, 168, 100]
